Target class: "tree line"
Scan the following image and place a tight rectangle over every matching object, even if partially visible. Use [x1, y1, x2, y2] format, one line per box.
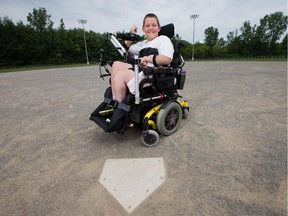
[0, 7, 287, 67]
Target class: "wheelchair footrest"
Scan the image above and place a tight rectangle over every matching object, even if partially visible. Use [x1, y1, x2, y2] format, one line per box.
[90, 100, 131, 133]
[89, 115, 110, 131]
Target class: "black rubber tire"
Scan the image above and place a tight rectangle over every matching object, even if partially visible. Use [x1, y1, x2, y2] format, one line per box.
[156, 102, 182, 136]
[142, 130, 159, 147]
[182, 108, 189, 119]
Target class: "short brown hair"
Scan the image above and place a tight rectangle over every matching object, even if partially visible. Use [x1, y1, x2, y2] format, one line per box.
[142, 13, 160, 27]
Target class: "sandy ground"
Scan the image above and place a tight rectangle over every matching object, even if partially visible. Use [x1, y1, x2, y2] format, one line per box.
[0, 61, 287, 216]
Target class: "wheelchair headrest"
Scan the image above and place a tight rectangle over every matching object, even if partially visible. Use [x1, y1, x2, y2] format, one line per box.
[159, 23, 174, 39]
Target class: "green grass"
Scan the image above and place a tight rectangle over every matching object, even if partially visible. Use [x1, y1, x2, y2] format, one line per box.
[0, 64, 95, 73]
[192, 57, 287, 62]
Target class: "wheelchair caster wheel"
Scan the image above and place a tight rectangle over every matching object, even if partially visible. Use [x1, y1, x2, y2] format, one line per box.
[142, 130, 159, 147]
[182, 108, 189, 119]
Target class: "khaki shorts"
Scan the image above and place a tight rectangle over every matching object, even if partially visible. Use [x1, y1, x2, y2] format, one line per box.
[126, 71, 147, 95]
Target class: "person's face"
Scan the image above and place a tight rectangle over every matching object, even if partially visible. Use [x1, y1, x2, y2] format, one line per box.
[142, 17, 160, 41]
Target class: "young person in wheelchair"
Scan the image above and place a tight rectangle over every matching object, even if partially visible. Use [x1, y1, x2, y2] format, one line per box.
[90, 13, 189, 146]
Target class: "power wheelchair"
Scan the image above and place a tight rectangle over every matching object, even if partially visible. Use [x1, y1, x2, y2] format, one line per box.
[89, 23, 189, 147]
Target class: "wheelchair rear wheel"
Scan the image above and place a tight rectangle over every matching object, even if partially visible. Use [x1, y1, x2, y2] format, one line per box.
[156, 101, 182, 136]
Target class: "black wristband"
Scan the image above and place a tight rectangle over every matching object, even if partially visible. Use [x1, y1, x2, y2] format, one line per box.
[153, 54, 158, 67]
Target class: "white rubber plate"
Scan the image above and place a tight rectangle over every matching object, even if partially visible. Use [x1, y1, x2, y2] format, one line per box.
[99, 157, 166, 213]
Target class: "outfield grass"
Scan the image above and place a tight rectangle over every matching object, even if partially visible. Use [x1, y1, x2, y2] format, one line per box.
[0, 64, 94, 73]
[193, 57, 287, 62]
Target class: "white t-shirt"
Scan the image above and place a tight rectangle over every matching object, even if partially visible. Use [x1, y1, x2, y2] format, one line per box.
[129, 35, 174, 67]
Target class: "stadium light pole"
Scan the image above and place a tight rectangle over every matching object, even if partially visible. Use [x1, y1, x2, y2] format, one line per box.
[189, 14, 199, 61]
[78, 19, 89, 65]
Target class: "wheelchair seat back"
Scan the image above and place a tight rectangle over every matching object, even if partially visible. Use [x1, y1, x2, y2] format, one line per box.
[159, 23, 185, 69]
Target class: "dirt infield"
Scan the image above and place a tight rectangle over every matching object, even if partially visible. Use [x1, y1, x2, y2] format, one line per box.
[0, 61, 287, 216]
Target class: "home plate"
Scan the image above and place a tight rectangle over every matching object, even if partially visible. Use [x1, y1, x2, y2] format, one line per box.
[99, 157, 166, 213]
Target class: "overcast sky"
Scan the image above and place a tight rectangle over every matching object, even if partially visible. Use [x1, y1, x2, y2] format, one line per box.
[1, 0, 287, 42]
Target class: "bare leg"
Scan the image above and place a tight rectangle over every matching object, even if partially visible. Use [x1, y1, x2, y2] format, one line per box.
[111, 61, 134, 102]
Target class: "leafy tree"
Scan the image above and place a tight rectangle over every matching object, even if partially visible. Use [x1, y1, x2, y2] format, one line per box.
[0, 16, 17, 66]
[256, 12, 287, 55]
[239, 21, 257, 55]
[27, 7, 54, 32]
[226, 30, 241, 56]
[227, 30, 237, 44]
[59, 18, 65, 30]
[280, 34, 287, 56]
[225, 12, 287, 57]
[204, 26, 219, 56]
[217, 37, 226, 47]
[26, 8, 57, 64]
[174, 33, 182, 40]
[194, 42, 210, 58]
